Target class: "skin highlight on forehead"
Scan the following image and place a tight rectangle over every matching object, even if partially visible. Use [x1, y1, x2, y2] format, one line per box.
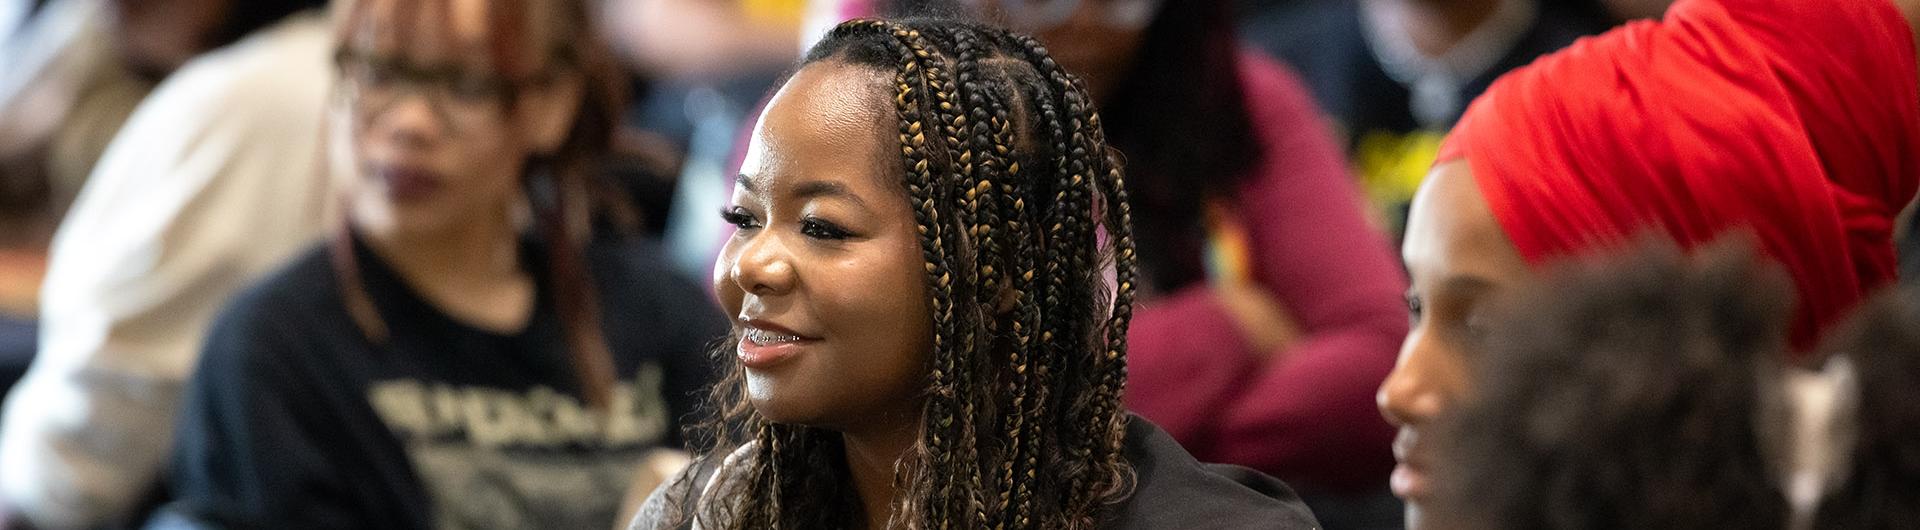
[341, 0, 549, 71]
[1403, 160, 1530, 295]
[741, 60, 897, 196]
[449, 0, 490, 43]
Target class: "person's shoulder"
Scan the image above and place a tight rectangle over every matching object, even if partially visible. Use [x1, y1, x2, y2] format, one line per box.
[629, 443, 756, 530]
[1235, 48, 1314, 104]
[125, 11, 331, 127]
[629, 460, 708, 530]
[235, 242, 337, 306]
[190, 242, 339, 387]
[92, 10, 333, 193]
[1106, 415, 1321, 530]
[1232, 47, 1352, 184]
[207, 243, 339, 340]
[1234, 48, 1326, 130]
[163, 11, 331, 91]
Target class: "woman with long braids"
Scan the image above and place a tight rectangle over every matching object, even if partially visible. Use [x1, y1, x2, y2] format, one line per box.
[632, 18, 1318, 530]
[154, 0, 724, 527]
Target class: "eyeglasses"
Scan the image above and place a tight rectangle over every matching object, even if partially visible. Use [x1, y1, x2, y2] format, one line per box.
[961, 0, 1166, 30]
[333, 49, 555, 133]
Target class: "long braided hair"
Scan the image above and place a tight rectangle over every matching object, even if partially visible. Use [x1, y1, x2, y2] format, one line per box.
[888, 0, 1261, 293]
[664, 18, 1139, 530]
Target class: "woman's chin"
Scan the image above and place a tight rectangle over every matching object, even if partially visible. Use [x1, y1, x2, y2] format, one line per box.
[743, 381, 824, 426]
[747, 402, 801, 425]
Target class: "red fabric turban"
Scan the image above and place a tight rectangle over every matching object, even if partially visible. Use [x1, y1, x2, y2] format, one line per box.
[1437, 0, 1920, 349]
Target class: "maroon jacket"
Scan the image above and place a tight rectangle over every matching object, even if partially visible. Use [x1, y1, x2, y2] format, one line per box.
[1124, 50, 1408, 495]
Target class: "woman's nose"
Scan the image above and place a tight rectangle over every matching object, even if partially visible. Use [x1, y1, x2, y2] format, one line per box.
[1378, 331, 1453, 428]
[729, 232, 797, 296]
[371, 90, 445, 149]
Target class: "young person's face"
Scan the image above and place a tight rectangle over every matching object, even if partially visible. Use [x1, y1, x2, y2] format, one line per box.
[714, 60, 934, 431]
[1379, 159, 1533, 528]
[338, 0, 582, 238]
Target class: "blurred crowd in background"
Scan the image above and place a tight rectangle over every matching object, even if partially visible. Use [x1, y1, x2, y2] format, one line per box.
[3, 0, 1911, 528]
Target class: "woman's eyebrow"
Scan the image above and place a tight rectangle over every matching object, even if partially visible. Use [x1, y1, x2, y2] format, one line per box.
[735, 174, 871, 210]
[789, 180, 864, 207]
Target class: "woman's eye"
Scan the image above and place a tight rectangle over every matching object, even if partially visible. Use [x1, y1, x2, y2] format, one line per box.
[719, 208, 760, 229]
[1405, 294, 1424, 321]
[799, 217, 852, 240]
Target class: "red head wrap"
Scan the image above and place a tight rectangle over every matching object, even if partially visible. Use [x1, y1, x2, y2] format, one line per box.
[1438, 0, 1920, 349]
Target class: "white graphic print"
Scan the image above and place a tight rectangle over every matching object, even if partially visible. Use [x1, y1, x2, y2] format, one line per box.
[367, 364, 672, 529]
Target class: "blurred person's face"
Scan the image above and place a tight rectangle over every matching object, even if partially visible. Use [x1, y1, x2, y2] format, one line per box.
[110, 0, 234, 76]
[713, 60, 933, 432]
[1378, 159, 1532, 529]
[966, 0, 1161, 101]
[336, 0, 583, 239]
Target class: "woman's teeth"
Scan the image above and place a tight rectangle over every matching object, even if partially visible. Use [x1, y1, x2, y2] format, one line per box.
[745, 327, 803, 345]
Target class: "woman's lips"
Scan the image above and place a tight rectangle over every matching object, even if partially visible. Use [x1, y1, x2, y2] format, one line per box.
[378, 167, 444, 202]
[1390, 461, 1432, 501]
[1392, 434, 1433, 500]
[736, 321, 818, 369]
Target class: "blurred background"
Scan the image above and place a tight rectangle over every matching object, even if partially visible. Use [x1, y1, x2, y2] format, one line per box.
[0, 0, 1674, 528]
[0, 0, 1670, 375]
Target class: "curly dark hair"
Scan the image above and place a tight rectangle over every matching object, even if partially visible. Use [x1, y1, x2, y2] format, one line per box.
[655, 18, 1139, 530]
[1812, 287, 1920, 529]
[1426, 240, 1794, 530]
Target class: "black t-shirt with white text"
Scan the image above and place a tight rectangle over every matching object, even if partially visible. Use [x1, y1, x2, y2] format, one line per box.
[158, 234, 726, 530]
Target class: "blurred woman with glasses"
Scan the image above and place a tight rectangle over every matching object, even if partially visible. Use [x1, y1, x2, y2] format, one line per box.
[151, 0, 724, 527]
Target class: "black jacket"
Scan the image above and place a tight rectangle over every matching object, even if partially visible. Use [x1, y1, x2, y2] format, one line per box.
[632, 415, 1321, 529]
[1107, 415, 1320, 529]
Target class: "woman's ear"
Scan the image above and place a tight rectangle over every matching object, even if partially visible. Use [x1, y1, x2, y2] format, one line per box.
[519, 71, 585, 154]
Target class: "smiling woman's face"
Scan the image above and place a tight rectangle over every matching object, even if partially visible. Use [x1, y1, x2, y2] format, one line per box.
[1378, 159, 1534, 528]
[713, 59, 933, 432]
